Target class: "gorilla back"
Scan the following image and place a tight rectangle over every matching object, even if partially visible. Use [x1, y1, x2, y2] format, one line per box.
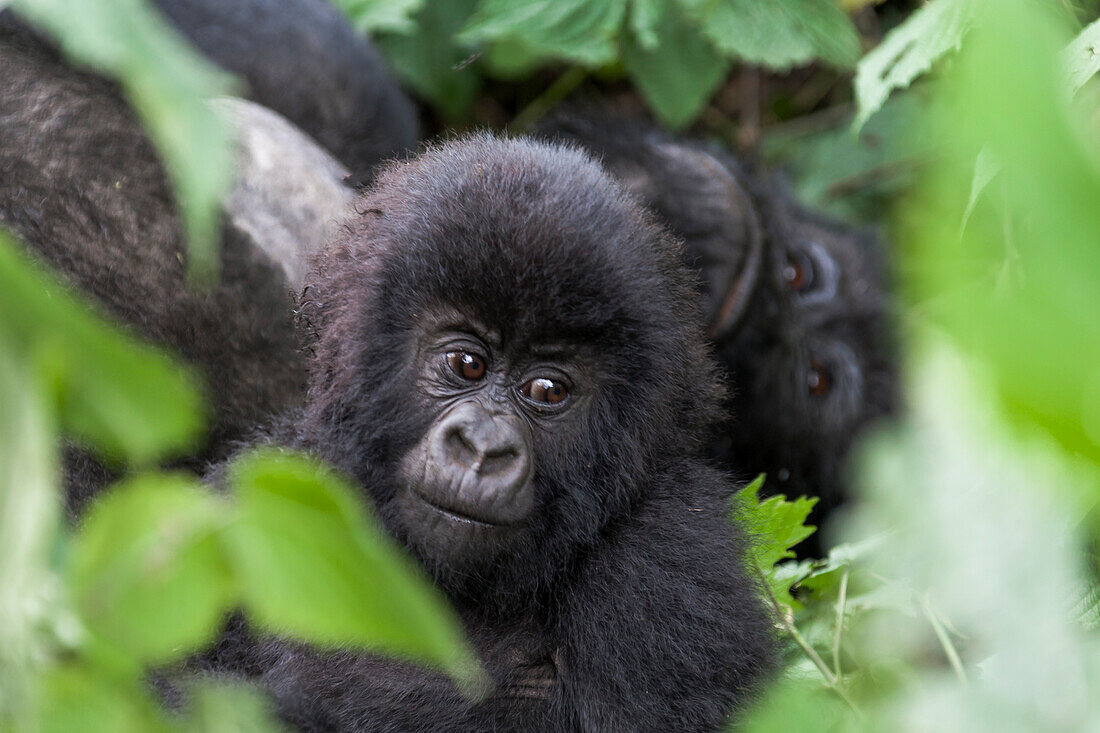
[224, 136, 777, 731]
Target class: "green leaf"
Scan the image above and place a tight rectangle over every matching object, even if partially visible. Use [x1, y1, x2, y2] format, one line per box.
[69, 474, 232, 664]
[682, 0, 861, 71]
[34, 664, 172, 733]
[376, 0, 481, 120]
[332, 0, 425, 34]
[907, 0, 1100, 466]
[1062, 17, 1100, 93]
[622, 0, 730, 128]
[0, 349, 60, 729]
[459, 0, 626, 68]
[11, 0, 234, 282]
[733, 475, 817, 608]
[629, 0, 661, 50]
[184, 681, 285, 733]
[853, 0, 976, 130]
[0, 233, 204, 464]
[223, 449, 486, 691]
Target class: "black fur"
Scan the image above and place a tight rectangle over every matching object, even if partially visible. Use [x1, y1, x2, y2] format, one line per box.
[0, 17, 306, 514]
[208, 136, 777, 731]
[151, 0, 419, 172]
[538, 114, 897, 515]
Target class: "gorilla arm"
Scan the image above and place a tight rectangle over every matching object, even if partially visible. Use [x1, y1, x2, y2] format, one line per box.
[551, 463, 777, 731]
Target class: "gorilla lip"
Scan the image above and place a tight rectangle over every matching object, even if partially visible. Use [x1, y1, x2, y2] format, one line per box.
[409, 487, 513, 528]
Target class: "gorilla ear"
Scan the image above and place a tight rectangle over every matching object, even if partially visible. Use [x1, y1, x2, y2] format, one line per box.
[655, 144, 764, 340]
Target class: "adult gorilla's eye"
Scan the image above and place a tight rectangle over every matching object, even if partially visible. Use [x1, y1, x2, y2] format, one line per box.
[783, 249, 815, 293]
[807, 358, 831, 397]
[521, 377, 568, 405]
[446, 351, 486, 380]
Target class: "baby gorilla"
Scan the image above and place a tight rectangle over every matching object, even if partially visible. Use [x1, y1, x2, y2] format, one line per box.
[213, 135, 776, 731]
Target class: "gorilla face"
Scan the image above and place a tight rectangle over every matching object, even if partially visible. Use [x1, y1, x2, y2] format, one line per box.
[297, 134, 721, 602]
[393, 310, 595, 568]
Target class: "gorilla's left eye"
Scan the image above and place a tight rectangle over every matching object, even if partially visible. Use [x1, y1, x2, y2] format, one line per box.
[520, 378, 568, 405]
[807, 358, 831, 398]
[446, 351, 487, 380]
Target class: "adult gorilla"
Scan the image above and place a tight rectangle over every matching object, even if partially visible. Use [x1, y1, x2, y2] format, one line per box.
[206, 136, 777, 731]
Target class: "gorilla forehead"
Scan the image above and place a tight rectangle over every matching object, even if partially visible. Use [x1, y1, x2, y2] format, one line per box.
[359, 134, 687, 344]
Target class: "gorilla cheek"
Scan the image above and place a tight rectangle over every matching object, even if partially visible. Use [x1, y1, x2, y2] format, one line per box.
[393, 401, 535, 565]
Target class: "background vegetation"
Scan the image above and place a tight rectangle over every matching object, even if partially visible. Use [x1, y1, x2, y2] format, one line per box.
[3, 0, 1100, 730]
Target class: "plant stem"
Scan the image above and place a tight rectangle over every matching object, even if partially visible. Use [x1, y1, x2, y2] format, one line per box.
[922, 594, 968, 685]
[832, 568, 850, 676]
[509, 67, 588, 133]
[754, 566, 865, 718]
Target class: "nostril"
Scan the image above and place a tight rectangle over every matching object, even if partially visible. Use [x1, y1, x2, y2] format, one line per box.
[444, 425, 479, 465]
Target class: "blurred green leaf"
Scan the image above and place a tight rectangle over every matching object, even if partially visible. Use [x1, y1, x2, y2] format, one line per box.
[223, 449, 485, 690]
[908, 0, 1100, 466]
[628, 0, 661, 50]
[69, 474, 232, 664]
[34, 664, 172, 733]
[184, 681, 285, 733]
[854, 0, 975, 130]
[11, 0, 234, 282]
[376, 0, 480, 120]
[740, 678, 850, 733]
[0, 349, 59, 729]
[0, 233, 203, 464]
[1062, 17, 1100, 93]
[459, 0, 625, 68]
[622, 0, 729, 128]
[333, 0, 425, 33]
[734, 475, 817, 608]
[683, 0, 861, 70]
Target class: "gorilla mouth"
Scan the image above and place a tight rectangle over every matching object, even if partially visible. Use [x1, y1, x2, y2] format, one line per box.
[408, 487, 513, 528]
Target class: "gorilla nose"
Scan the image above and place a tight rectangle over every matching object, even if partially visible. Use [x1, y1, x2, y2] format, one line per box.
[436, 403, 527, 477]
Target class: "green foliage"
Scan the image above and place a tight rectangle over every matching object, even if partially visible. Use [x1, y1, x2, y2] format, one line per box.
[349, 0, 862, 127]
[0, 234, 203, 465]
[375, 0, 481, 121]
[734, 476, 817, 610]
[854, 0, 975, 130]
[225, 450, 486, 691]
[331, 0, 425, 33]
[10, 0, 234, 282]
[69, 474, 233, 664]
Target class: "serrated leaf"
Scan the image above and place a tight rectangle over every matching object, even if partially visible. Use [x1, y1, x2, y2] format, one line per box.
[854, 0, 976, 130]
[376, 0, 480, 120]
[1063, 17, 1100, 94]
[458, 0, 625, 68]
[733, 475, 817, 608]
[69, 474, 232, 664]
[223, 449, 485, 690]
[682, 0, 861, 71]
[11, 0, 235, 282]
[622, 0, 729, 128]
[332, 0, 425, 34]
[0, 233, 204, 464]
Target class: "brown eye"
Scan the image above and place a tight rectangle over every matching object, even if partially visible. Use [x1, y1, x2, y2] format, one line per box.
[521, 378, 568, 405]
[783, 250, 815, 293]
[446, 351, 486, 380]
[807, 359, 831, 397]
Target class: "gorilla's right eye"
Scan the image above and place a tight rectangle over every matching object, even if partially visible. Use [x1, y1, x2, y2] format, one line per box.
[446, 351, 486, 380]
[783, 249, 815, 293]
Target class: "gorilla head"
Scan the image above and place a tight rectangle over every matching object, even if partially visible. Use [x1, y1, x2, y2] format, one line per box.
[296, 134, 723, 606]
